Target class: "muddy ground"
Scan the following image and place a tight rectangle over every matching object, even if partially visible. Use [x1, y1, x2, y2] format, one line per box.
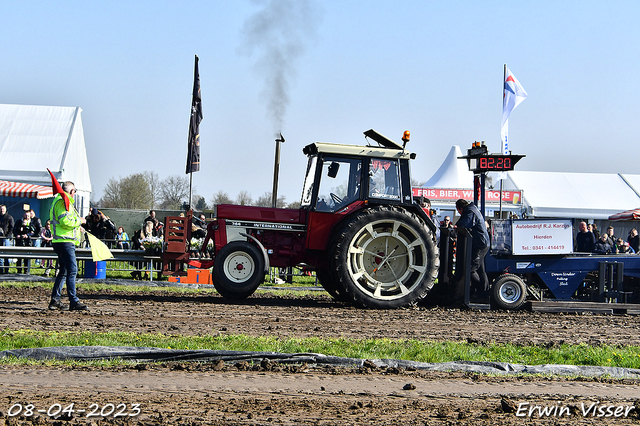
[0, 281, 639, 425]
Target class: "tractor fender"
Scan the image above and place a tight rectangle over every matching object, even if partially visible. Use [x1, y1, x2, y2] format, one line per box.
[239, 232, 270, 273]
[407, 203, 438, 234]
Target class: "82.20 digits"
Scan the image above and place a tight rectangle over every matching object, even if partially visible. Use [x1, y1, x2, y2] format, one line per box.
[8, 402, 141, 418]
[479, 156, 511, 170]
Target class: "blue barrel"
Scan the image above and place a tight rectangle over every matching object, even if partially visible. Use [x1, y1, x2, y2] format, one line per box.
[85, 260, 107, 279]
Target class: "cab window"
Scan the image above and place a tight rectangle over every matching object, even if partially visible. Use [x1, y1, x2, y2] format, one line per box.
[369, 159, 401, 200]
[316, 157, 362, 212]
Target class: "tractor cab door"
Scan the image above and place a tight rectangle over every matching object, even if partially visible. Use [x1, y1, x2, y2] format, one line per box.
[301, 155, 363, 213]
[315, 157, 362, 213]
[300, 155, 365, 252]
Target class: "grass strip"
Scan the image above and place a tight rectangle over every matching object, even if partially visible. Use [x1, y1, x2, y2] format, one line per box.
[0, 265, 320, 286]
[1, 329, 640, 369]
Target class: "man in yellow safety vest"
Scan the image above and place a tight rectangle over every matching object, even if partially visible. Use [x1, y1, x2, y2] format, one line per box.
[48, 180, 88, 311]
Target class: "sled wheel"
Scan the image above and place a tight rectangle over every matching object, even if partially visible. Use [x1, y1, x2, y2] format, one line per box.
[213, 241, 265, 299]
[332, 206, 439, 309]
[491, 274, 527, 310]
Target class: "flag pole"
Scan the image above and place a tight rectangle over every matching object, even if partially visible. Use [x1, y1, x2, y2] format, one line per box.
[189, 172, 193, 211]
[185, 54, 202, 211]
[499, 178, 503, 218]
[499, 64, 506, 219]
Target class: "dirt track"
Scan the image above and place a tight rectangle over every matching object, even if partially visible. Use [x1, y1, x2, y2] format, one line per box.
[0, 282, 639, 424]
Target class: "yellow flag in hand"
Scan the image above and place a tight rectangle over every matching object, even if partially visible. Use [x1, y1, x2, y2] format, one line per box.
[86, 232, 114, 261]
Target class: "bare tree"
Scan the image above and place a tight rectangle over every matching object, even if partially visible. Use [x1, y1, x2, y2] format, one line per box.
[255, 191, 286, 208]
[211, 190, 233, 206]
[236, 190, 253, 206]
[158, 175, 190, 209]
[143, 171, 162, 208]
[101, 178, 121, 208]
[102, 173, 152, 209]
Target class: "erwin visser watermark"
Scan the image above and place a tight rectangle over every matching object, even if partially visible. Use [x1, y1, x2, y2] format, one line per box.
[516, 401, 635, 418]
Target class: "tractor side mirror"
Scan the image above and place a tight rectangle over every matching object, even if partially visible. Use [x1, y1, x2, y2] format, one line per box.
[327, 162, 340, 178]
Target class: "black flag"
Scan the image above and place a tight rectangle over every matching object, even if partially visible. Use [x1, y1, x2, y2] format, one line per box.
[186, 55, 203, 174]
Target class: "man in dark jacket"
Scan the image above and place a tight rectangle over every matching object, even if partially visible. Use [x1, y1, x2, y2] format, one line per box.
[455, 199, 490, 296]
[628, 228, 640, 253]
[575, 221, 595, 253]
[84, 208, 116, 246]
[14, 211, 37, 273]
[593, 233, 613, 254]
[0, 204, 14, 274]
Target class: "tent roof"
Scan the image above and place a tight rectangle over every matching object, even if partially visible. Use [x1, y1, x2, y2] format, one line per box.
[0, 180, 53, 199]
[506, 171, 640, 219]
[0, 104, 91, 193]
[619, 174, 640, 195]
[422, 145, 473, 188]
[609, 207, 640, 221]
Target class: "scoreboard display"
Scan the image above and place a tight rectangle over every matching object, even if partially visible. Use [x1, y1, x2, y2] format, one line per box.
[465, 155, 525, 173]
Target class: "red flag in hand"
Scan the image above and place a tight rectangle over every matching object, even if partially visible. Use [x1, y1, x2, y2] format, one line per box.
[47, 168, 70, 211]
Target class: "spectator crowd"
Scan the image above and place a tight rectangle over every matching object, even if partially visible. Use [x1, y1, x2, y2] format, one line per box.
[575, 222, 639, 255]
[0, 205, 204, 276]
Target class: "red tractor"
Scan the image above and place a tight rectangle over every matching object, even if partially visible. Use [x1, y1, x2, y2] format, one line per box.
[162, 129, 439, 309]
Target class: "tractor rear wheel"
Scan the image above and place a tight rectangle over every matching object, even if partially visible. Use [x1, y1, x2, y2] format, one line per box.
[213, 241, 265, 300]
[316, 269, 347, 302]
[331, 206, 439, 309]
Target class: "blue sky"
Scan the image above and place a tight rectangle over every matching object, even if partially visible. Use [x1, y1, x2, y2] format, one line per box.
[3, 0, 640, 205]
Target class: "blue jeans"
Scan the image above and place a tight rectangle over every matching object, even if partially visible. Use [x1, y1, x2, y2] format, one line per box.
[33, 238, 41, 266]
[0, 238, 12, 273]
[51, 242, 80, 304]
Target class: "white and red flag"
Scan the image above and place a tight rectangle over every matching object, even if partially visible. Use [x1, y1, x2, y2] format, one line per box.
[501, 67, 527, 155]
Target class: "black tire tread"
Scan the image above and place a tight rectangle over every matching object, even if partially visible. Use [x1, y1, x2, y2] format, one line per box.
[331, 206, 439, 309]
[212, 241, 265, 300]
[491, 273, 527, 310]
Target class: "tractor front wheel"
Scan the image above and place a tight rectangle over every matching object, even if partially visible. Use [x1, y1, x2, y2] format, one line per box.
[213, 241, 265, 300]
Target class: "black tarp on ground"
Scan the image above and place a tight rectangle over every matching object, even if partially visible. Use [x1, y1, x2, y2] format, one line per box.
[1, 346, 640, 379]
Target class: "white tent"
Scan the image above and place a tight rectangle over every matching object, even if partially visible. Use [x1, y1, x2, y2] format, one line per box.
[0, 104, 91, 217]
[422, 145, 473, 188]
[417, 146, 640, 221]
[417, 146, 522, 219]
[618, 174, 640, 197]
[505, 171, 640, 219]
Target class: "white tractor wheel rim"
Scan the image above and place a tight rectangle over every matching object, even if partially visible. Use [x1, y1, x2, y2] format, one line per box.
[223, 251, 255, 283]
[347, 218, 428, 300]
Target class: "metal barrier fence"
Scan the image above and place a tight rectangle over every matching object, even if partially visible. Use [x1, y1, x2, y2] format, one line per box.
[0, 246, 161, 280]
[0, 246, 320, 286]
[268, 266, 318, 285]
[0, 237, 132, 249]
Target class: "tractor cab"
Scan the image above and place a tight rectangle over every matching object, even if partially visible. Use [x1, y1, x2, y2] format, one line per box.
[301, 129, 415, 214]
[296, 130, 439, 308]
